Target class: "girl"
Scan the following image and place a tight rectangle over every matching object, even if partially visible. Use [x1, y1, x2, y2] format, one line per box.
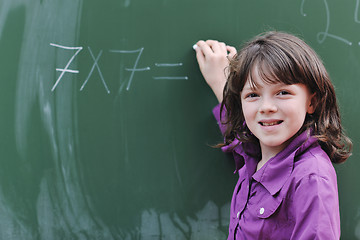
[194, 32, 352, 239]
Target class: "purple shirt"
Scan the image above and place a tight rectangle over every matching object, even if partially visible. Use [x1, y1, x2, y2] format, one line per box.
[213, 104, 340, 240]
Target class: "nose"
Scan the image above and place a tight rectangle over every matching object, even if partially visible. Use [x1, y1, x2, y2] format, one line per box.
[259, 97, 277, 114]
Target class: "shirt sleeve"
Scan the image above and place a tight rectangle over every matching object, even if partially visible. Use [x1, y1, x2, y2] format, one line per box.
[212, 104, 245, 172]
[290, 174, 340, 239]
[212, 103, 227, 136]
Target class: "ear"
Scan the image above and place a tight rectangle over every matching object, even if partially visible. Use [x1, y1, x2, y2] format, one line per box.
[307, 93, 317, 114]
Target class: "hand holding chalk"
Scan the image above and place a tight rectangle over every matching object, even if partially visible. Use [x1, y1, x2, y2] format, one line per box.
[193, 40, 237, 102]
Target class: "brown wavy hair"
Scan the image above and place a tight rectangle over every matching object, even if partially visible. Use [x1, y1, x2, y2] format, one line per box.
[221, 31, 352, 163]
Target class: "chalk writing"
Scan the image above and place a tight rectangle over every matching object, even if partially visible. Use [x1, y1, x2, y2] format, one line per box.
[155, 63, 183, 67]
[153, 62, 188, 80]
[109, 48, 151, 91]
[355, 0, 360, 45]
[153, 77, 188, 80]
[300, 0, 352, 46]
[355, 0, 360, 23]
[80, 47, 110, 94]
[50, 44, 189, 93]
[50, 43, 83, 91]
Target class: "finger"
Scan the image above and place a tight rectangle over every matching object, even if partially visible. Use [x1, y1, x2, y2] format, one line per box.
[205, 40, 222, 53]
[219, 42, 227, 53]
[195, 46, 205, 68]
[226, 45, 237, 58]
[209, 40, 230, 56]
[197, 40, 214, 57]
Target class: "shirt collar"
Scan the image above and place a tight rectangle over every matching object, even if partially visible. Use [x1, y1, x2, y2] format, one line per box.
[238, 129, 318, 195]
[222, 138, 260, 174]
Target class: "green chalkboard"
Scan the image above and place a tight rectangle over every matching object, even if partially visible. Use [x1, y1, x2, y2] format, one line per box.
[0, 0, 358, 239]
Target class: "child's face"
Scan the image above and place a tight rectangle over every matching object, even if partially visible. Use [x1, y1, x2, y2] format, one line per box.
[240, 66, 315, 157]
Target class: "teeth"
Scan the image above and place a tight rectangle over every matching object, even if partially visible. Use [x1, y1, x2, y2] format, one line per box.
[261, 121, 282, 126]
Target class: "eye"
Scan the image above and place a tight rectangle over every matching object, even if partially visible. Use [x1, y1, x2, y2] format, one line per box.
[278, 90, 290, 96]
[246, 93, 259, 98]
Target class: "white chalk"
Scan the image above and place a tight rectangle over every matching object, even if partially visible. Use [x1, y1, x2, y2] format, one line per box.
[192, 44, 198, 50]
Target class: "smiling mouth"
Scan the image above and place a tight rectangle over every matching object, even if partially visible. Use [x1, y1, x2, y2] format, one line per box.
[259, 120, 283, 126]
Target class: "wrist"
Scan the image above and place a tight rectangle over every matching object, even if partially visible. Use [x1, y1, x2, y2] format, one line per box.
[211, 81, 226, 103]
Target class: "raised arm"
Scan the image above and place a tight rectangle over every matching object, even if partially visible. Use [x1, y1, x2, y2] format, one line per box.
[194, 40, 237, 103]
[194, 41, 244, 171]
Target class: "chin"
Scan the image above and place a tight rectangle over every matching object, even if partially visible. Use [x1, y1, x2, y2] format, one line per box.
[261, 139, 288, 149]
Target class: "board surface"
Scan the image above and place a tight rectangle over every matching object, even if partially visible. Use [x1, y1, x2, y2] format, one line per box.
[0, 0, 359, 239]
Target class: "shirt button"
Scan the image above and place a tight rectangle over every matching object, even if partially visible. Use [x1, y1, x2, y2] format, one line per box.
[259, 208, 265, 215]
[237, 211, 240, 219]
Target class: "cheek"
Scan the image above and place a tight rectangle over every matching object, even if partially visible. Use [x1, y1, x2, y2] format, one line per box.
[241, 104, 251, 120]
[286, 107, 307, 127]
[241, 104, 257, 127]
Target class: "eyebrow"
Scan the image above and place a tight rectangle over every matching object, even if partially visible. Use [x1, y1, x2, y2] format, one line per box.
[241, 85, 259, 94]
[242, 81, 293, 94]
[243, 81, 263, 91]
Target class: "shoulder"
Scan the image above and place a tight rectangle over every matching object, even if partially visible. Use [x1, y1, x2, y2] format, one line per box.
[281, 142, 338, 199]
[293, 142, 336, 182]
